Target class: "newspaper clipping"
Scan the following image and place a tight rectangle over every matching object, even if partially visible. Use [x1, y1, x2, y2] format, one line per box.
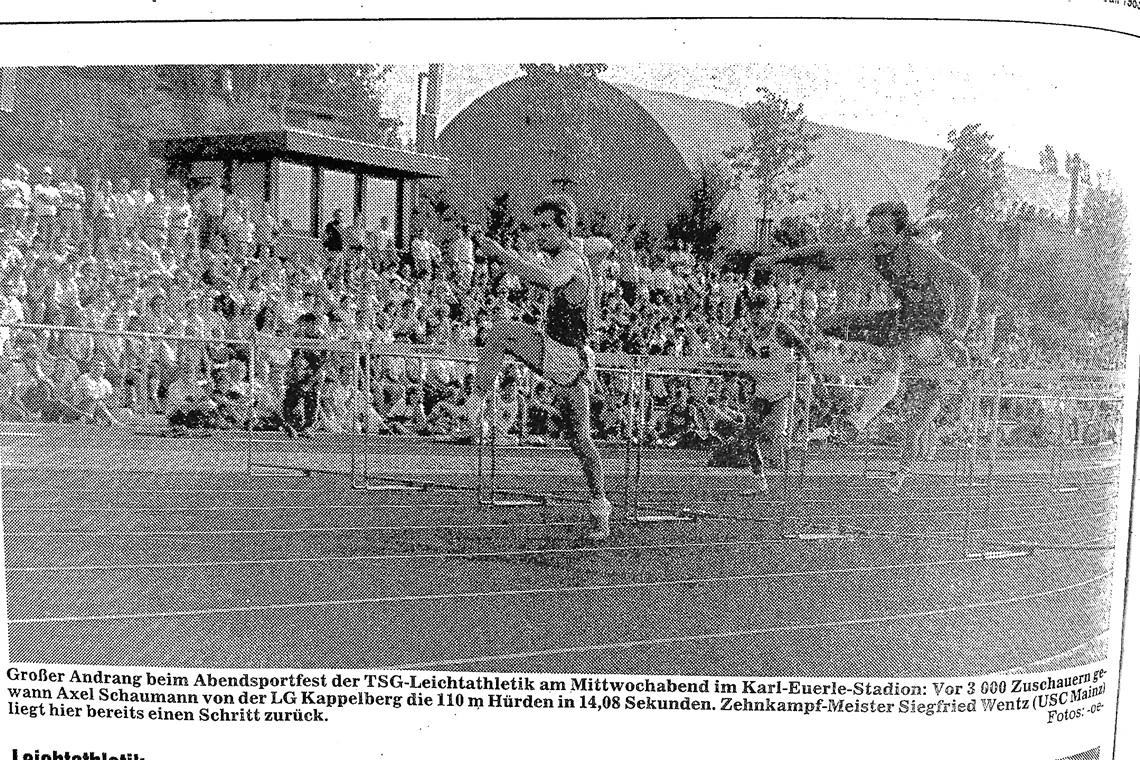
[0, 3, 1137, 759]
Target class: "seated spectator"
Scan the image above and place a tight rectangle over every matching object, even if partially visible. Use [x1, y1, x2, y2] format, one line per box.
[0, 345, 34, 420]
[381, 380, 415, 434]
[20, 345, 81, 423]
[164, 361, 208, 415]
[597, 385, 631, 441]
[653, 384, 709, 448]
[525, 380, 562, 443]
[72, 358, 122, 426]
[418, 382, 464, 437]
[208, 361, 251, 430]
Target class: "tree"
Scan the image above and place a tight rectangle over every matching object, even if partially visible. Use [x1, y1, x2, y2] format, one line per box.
[520, 64, 607, 78]
[1065, 152, 1091, 230]
[926, 124, 1008, 279]
[1039, 144, 1059, 175]
[1078, 175, 1129, 341]
[724, 88, 819, 250]
[663, 164, 728, 262]
[485, 191, 519, 244]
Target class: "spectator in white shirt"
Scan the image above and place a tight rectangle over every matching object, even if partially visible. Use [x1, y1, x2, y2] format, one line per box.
[141, 186, 172, 249]
[409, 228, 440, 280]
[0, 163, 31, 241]
[73, 359, 122, 426]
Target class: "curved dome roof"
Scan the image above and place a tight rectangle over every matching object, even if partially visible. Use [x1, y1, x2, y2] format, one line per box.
[436, 73, 696, 233]
[438, 72, 1074, 249]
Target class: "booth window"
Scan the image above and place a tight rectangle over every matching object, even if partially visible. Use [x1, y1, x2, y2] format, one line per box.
[321, 169, 355, 229]
[365, 177, 398, 233]
[278, 162, 314, 235]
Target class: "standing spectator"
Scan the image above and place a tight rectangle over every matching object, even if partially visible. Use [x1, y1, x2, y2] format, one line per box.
[111, 177, 137, 243]
[141, 185, 171, 250]
[253, 302, 290, 408]
[193, 179, 225, 249]
[0, 163, 31, 242]
[441, 210, 475, 289]
[409, 227, 439, 280]
[32, 167, 62, 251]
[222, 195, 249, 260]
[372, 215, 398, 271]
[323, 209, 345, 283]
[95, 311, 126, 385]
[254, 202, 280, 259]
[92, 179, 116, 253]
[281, 312, 325, 438]
[169, 185, 194, 263]
[344, 210, 367, 282]
[0, 279, 25, 354]
[57, 167, 87, 247]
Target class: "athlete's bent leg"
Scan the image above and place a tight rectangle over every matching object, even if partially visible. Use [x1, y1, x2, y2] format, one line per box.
[848, 346, 903, 431]
[464, 321, 543, 430]
[849, 333, 944, 433]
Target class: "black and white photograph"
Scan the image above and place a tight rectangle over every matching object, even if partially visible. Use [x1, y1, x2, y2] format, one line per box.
[0, 50, 1128, 685]
[0, 5, 1138, 758]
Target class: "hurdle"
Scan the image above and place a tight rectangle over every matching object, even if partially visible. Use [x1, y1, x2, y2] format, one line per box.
[224, 329, 1122, 547]
[628, 350, 820, 536]
[623, 355, 693, 525]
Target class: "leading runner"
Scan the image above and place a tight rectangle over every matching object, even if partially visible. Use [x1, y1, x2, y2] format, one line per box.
[463, 194, 613, 540]
[770, 201, 980, 490]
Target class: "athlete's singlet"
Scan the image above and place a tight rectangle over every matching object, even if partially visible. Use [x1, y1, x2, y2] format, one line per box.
[873, 239, 947, 337]
[544, 249, 590, 349]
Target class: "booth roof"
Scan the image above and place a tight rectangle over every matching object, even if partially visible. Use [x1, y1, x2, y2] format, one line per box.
[148, 129, 449, 179]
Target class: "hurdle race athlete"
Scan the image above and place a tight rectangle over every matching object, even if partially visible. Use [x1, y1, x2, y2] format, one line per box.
[771, 201, 980, 491]
[463, 194, 613, 540]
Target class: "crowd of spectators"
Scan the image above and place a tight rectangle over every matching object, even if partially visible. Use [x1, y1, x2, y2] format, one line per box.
[0, 161, 1121, 451]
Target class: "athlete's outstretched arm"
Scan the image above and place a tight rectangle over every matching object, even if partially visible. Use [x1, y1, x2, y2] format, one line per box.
[755, 240, 865, 272]
[477, 237, 576, 290]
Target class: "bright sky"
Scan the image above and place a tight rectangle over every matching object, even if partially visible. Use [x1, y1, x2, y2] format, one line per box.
[377, 56, 1131, 183]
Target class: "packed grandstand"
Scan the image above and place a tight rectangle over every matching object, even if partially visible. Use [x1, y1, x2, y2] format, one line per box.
[0, 164, 1123, 454]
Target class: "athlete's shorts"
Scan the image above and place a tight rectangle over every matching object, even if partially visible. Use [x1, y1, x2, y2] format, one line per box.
[538, 336, 595, 387]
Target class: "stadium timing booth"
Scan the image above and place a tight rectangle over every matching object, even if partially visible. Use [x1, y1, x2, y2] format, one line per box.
[148, 128, 449, 260]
